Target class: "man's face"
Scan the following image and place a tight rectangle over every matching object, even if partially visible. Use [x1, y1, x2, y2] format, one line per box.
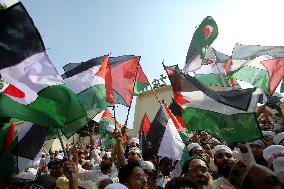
[202, 144, 212, 157]
[50, 163, 63, 178]
[78, 154, 86, 164]
[214, 149, 236, 178]
[244, 164, 284, 189]
[128, 166, 147, 189]
[263, 136, 274, 146]
[186, 159, 211, 188]
[128, 151, 140, 163]
[101, 155, 112, 170]
[159, 157, 173, 176]
[249, 144, 264, 157]
[191, 147, 204, 157]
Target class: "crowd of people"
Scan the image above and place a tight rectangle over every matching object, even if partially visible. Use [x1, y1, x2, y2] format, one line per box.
[1, 103, 284, 189]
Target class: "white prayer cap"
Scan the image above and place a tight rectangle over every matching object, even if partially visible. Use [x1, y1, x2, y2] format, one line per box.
[102, 152, 112, 159]
[55, 154, 63, 160]
[212, 145, 233, 157]
[273, 157, 284, 175]
[16, 171, 36, 181]
[140, 160, 155, 170]
[263, 145, 284, 166]
[187, 143, 201, 152]
[262, 131, 276, 138]
[105, 183, 128, 189]
[129, 147, 141, 154]
[273, 132, 284, 145]
[129, 137, 139, 144]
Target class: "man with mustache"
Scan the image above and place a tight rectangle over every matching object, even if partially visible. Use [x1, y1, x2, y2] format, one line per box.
[207, 145, 236, 189]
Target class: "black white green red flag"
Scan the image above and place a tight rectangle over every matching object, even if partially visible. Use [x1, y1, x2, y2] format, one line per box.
[228, 43, 284, 95]
[0, 1, 87, 132]
[62, 55, 115, 119]
[166, 65, 263, 142]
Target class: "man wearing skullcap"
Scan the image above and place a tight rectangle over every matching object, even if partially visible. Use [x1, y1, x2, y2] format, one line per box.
[262, 130, 276, 146]
[156, 156, 173, 188]
[248, 139, 268, 166]
[207, 145, 236, 189]
[229, 160, 283, 189]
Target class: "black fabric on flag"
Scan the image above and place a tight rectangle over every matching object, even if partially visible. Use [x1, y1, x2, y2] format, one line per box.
[0, 3, 45, 70]
[182, 73, 256, 111]
[146, 106, 168, 155]
[13, 125, 48, 160]
[61, 55, 108, 79]
[109, 55, 138, 67]
[168, 98, 183, 117]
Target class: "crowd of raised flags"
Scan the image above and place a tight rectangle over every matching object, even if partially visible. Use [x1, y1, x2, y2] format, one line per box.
[0, 0, 284, 189]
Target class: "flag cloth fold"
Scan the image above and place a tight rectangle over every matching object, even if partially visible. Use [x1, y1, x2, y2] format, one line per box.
[0, 2, 87, 133]
[183, 16, 218, 72]
[193, 47, 233, 87]
[133, 64, 150, 96]
[99, 108, 117, 147]
[179, 73, 263, 142]
[139, 113, 151, 150]
[13, 122, 49, 160]
[146, 106, 168, 155]
[229, 43, 284, 95]
[157, 103, 185, 161]
[110, 55, 140, 106]
[62, 55, 114, 119]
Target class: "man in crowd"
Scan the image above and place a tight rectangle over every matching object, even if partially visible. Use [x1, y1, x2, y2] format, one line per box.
[207, 145, 236, 189]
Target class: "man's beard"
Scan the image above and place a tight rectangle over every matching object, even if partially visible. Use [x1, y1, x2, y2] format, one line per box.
[218, 164, 233, 178]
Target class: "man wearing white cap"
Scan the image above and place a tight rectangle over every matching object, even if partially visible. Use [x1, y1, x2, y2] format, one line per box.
[274, 132, 284, 145]
[78, 152, 118, 185]
[262, 130, 276, 146]
[207, 145, 236, 189]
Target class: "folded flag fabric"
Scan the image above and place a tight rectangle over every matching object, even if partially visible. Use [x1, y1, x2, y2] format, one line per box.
[62, 55, 114, 119]
[166, 64, 263, 142]
[133, 64, 150, 96]
[183, 16, 218, 72]
[13, 122, 48, 160]
[99, 108, 117, 147]
[157, 103, 185, 161]
[180, 73, 263, 142]
[229, 43, 284, 95]
[0, 2, 87, 131]
[110, 55, 140, 106]
[139, 113, 151, 150]
[193, 48, 233, 87]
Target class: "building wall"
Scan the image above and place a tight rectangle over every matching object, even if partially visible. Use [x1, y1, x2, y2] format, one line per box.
[127, 85, 173, 137]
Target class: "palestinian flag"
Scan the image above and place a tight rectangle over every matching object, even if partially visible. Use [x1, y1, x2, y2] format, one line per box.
[133, 64, 150, 96]
[229, 44, 284, 95]
[193, 48, 234, 87]
[99, 108, 116, 147]
[13, 122, 48, 160]
[157, 103, 185, 160]
[62, 55, 114, 119]
[0, 2, 86, 131]
[177, 72, 263, 142]
[168, 98, 192, 143]
[183, 16, 218, 72]
[110, 55, 140, 106]
[139, 113, 151, 150]
[147, 104, 184, 156]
